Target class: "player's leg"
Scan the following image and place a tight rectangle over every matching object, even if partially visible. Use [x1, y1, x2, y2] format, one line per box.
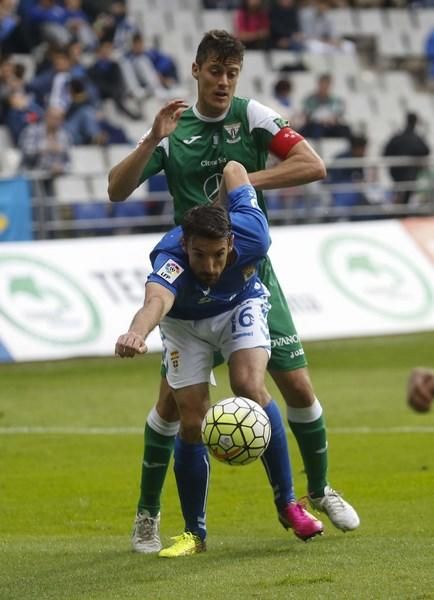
[132, 376, 179, 554]
[224, 299, 323, 541]
[260, 257, 360, 531]
[157, 317, 213, 558]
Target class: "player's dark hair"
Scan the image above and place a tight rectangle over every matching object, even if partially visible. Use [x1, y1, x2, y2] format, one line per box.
[195, 30, 244, 67]
[182, 205, 231, 241]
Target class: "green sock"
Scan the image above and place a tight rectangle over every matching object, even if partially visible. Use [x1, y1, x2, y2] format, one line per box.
[288, 415, 328, 498]
[137, 423, 175, 517]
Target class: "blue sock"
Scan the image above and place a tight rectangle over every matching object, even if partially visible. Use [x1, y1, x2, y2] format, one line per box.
[261, 399, 295, 509]
[174, 436, 210, 541]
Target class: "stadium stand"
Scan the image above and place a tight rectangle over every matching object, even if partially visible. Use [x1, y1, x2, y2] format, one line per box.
[1, 1, 433, 238]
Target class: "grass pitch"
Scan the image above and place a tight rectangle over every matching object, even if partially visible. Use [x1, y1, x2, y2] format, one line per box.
[1, 333, 433, 600]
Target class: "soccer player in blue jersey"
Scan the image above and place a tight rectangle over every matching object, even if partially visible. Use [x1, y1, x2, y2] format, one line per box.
[115, 161, 323, 557]
[110, 31, 359, 552]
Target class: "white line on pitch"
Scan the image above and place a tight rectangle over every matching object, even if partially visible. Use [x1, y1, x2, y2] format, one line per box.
[0, 426, 433, 435]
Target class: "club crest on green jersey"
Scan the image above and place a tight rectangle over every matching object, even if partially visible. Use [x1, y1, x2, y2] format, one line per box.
[224, 122, 241, 144]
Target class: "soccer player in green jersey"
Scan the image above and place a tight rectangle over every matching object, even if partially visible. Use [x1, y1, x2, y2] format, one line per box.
[108, 29, 360, 553]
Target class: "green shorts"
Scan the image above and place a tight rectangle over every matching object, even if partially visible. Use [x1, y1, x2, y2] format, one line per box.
[259, 255, 307, 371]
[160, 256, 306, 376]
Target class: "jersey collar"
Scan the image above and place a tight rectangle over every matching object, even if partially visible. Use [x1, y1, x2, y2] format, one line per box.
[192, 103, 230, 122]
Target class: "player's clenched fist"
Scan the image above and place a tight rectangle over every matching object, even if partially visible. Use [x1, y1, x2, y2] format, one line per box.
[115, 332, 147, 358]
[407, 367, 434, 412]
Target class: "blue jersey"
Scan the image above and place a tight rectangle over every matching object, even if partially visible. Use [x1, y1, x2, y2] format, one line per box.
[147, 184, 271, 320]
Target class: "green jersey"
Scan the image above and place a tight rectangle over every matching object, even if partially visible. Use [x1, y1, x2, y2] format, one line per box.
[140, 95, 307, 371]
[139, 96, 288, 224]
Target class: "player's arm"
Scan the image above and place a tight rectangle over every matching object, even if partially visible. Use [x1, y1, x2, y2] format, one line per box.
[115, 282, 175, 358]
[215, 159, 251, 206]
[249, 135, 326, 190]
[224, 161, 271, 256]
[107, 99, 188, 202]
[223, 160, 251, 193]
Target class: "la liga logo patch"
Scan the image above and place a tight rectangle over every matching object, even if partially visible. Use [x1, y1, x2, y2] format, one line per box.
[156, 259, 184, 283]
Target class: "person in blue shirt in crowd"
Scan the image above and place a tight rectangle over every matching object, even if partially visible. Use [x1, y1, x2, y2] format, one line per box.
[5, 90, 44, 145]
[115, 160, 323, 558]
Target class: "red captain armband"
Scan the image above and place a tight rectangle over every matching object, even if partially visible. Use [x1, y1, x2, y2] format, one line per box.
[269, 127, 304, 160]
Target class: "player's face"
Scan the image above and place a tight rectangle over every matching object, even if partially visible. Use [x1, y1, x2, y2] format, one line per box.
[185, 235, 234, 287]
[192, 56, 241, 118]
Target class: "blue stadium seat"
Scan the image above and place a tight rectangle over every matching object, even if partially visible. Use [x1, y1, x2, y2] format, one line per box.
[111, 201, 146, 218]
[147, 173, 169, 216]
[72, 202, 112, 235]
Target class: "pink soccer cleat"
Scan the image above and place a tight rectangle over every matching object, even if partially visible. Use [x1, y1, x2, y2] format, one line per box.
[279, 501, 324, 541]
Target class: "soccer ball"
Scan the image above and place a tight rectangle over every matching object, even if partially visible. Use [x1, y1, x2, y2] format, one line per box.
[201, 396, 271, 466]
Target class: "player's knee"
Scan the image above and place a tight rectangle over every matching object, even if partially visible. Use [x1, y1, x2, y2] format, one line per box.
[179, 418, 202, 443]
[272, 368, 315, 407]
[231, 377, 269, 407]
[156, 388, 179, 421]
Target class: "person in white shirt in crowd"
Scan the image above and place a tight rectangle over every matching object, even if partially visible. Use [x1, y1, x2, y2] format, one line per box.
[300, 0, 355, 55]
[120, 32, 186, 103]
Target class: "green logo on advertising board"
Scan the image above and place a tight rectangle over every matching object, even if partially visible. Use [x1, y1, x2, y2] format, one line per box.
[0, 255, 101, 344]
[321, 235, 433, 319]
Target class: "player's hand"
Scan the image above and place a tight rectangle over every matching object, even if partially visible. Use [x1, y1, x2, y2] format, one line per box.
[407, 367, 434, 412]
[115, 332, 147, 358]
[149, 99, 189, 142]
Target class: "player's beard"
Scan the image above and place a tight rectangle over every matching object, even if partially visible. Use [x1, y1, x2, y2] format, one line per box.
[198, 273, 218, 287]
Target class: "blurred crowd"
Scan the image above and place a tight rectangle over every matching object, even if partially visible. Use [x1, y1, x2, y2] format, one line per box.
[268, 70, 431, 219]
[0, 0, 433, 234]
[204, 1, 434, 9]
[0, 0, 184, 166]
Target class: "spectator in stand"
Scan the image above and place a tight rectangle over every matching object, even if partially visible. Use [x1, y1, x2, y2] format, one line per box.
[146, 45, 180, 90]
[19, 105, 71, 227]
[0, 54, 26, 122]
[93, 0, 139, 51]
[87, 38, 142, 119]
[269, 0, 305, 52]
[4, 90, 44, 144]
[79, 0, 112, 22]
[64, 77, 129, 145]
[28, 45, 97, 111]
[29, 0, 69, 46]
[64, 77, 106, 145]
[272, 78, 293, 114]
[327, 134, 381, 220]
[121, 32, 171, 102]
[19, 104, 71, 174]
[0, 0, 20, 53]
[299, 72, 351, 140]
[63, 0, 97, 51]
[268, 78, 302, 128]
[383, 112, 430, 205]
[300, 0, 355, 55]
[234, 0, 269, 50]
[424, 26, 434, 90]
[67, 39, 95, 83]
